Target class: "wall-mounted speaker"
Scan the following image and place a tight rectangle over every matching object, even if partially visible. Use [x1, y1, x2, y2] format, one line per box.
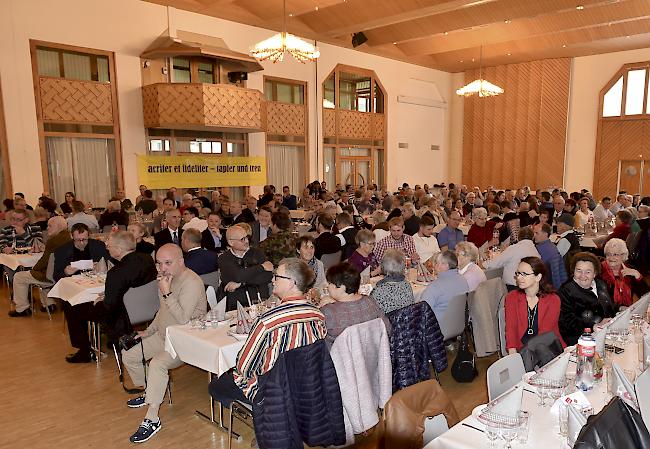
[228, 71, 248, 83]
[352, 32, 368, 48]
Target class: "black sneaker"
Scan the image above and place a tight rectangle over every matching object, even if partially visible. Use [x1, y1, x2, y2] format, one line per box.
[129, 418, 161, 443]
[8, 309, 32, 317]
[65, 350, 95, 363]
[127, 396, 146, 408]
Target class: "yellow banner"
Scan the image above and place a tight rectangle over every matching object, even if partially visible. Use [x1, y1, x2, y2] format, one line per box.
[137, 155, 266, 189]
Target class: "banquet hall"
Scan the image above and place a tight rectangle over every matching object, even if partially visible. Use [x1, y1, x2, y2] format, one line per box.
[2, 0, 650, 448]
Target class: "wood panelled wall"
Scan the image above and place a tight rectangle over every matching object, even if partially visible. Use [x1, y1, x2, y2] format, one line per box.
[462, 58, 570, 190]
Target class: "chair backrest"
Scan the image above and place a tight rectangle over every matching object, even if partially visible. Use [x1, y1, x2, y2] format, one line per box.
[439, 293, 468, 341]
[200, 270, 220, 291]
[635, 367, 650, 430]
[422, 414, 450, 445]
[320, 250, 342, 273]
[486, 353, 526, 401]
[497, 295, 508, 356]
[45, 253, 56, 283]
[123, 280, 160, 325]
[631, 292, 650, 318]
[485, 266, 504, 280]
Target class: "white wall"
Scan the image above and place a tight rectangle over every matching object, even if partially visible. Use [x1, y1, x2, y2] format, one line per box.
[0, 0, 452, 204]
[565, 46, 650, 193]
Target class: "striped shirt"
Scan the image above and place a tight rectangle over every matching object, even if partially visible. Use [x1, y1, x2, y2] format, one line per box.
[372, 233, 418, 263]
[233, 299, 327, 400]
[0, 225, 42, 252]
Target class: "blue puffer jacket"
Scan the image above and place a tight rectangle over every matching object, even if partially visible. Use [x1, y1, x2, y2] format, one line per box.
[387, 301, 447, 392]
[252, 340, 346, 449]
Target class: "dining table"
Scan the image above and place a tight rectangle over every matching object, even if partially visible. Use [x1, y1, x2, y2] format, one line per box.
[425, 336, 642, 449]
[0, 252, 42, 271]
[47, 273, 106, 306]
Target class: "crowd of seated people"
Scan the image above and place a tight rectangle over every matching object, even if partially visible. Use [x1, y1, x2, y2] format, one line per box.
[2, 181, 650, 444]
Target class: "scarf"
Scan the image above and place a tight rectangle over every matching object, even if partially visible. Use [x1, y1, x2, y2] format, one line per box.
[601, 261, 632, 307]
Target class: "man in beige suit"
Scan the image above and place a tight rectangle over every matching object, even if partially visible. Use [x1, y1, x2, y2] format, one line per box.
[122, 243, 206, 443]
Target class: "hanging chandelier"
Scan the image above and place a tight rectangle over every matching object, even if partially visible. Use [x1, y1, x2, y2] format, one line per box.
[250, 0, 320, 63]
[456, 46, 503, 97]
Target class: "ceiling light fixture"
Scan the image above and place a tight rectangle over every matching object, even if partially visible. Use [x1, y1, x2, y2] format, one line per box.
[250, 0, 320, 63]
[504, 19, 511, 24]
[576, 5, 584, 10]
[456, 46, 504, 98]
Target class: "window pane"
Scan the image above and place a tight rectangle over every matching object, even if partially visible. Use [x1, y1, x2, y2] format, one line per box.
[201, 142, 212, 153]
[323, 74, 335, 109]
[374, 81, 384, 113]
[603, 76, 623, 117]
[63, 53, 92, 81]
[264, 80, 273, 101]
[198, 62, 214, 84]
[37, 49, 60, 77]
[373, 149, 385, 188]
[97, 56, 110, 82]
[277, 83, 292, 103]
[212, 142, 222, 154]
[293, 85, 304, 104]
[267, 144, 304, 195]
[172, 57, 191, 83]
[324, 147, 336, 188]
[625, 69, 646, 115]
[150, 139, 164, 152]
[340, 147, 370, 156]
[190, 142, 200, 153]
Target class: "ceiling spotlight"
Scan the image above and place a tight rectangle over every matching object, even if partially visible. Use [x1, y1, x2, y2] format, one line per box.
[459, 60, 464, 62]
[315, 6, 319, 10]
[576, 5, 584, 9]
[444, 31, 449, 35]
[288, 13, 293, 16]
[507, 52, 511, 56]
[562, 44, 567, 48]
[504, 19, 511, 24]
[392, 42, 397, 45]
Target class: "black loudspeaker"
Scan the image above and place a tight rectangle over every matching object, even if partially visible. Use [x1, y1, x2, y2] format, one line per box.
[351, 32, 368, 48]
[227, 71, 248, 83]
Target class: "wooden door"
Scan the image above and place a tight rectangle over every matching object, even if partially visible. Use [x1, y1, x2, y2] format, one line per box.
[618, 160, 642, 194]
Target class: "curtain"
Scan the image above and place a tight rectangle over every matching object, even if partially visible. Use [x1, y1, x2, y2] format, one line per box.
[267, 145, 304, 195]
[46, 136, 117, 207]
[37, 49, 60, 77]
[62, 53, 91, 81]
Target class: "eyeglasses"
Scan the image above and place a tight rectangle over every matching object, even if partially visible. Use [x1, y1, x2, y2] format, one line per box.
[514, 271, 535, 277]
[605, 252, 625, 257]
[273, 274, 293, 282]
[227, 236, 249, 243]
[73, 238, 89, 243]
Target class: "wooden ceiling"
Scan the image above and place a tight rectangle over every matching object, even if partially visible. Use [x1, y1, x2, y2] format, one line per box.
[143, 0, 650, 72]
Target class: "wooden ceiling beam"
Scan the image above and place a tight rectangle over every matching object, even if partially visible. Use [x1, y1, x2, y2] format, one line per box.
[398, 0, 650, 56]
[362, 0, 615, 47]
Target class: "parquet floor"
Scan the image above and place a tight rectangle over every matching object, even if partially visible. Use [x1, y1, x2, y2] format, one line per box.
[0, 283, 494, 449]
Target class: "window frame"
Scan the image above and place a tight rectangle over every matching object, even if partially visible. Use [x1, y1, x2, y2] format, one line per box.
[170, 56, 221, 84]
[600, 61, 650, 121]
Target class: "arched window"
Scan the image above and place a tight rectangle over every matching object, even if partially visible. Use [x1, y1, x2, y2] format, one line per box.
[601, 63, 650, 118]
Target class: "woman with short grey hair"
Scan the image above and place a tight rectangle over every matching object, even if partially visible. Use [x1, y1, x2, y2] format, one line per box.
[370, 248, 416, 314]
[601, 237, 648, 308]
[455, 241, 486, 291]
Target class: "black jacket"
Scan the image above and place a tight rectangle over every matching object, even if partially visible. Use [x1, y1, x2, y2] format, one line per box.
[338, 227, 358, 260]
[98, 210, 129, 228]
[233, 208, 256, 225]
[404, 215, 421, 236]
[558, 278, 615, 345]
[201, 228, 227, 252]
[250, 221, 271, 247]
[184, 248, 218, 275]
[218, 248, 273, 311]
[97, 252, 157, 340]
[153, 227, 183, 250]
[252, 340, 346, 449]
[53, 239, 109, 282]
[387, 301, 448, 392]
[314, 231, 341, 260]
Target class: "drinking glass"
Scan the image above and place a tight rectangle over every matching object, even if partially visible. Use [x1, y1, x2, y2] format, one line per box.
[565, 373, 576, 395]
[485, 424, 500, 448]
[517, 410, 529, 444]
[558, 403, 569, 436]
[536, 386, 549, 406]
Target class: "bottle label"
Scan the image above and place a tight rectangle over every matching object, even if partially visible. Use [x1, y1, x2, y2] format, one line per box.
[578, 343, 596, 357]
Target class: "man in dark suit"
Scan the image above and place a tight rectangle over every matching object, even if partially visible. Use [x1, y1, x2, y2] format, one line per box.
[53, 223, 109, 282]
[250, 206, 273, 246]
[153, 209, 183, 250]
[201, 212, 227, 253]
[230, 200, 256, 225]
[281, 185, 297, 210]
[314, 213, 342, 260]
[62, 231, 157, 363]
[182, 228, 218, 275]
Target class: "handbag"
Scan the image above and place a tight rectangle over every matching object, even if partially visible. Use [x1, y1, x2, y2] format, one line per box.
[518, 331, 563, 372]
[451, 303, 478, 383]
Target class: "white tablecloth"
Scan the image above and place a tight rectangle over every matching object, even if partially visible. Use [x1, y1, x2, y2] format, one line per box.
[425, 341, 639, 449]
[289, 210, 306, 220]
[0, 252, 42, 271]
[48, 275, 105, 306]
[165, 323, 245, 376]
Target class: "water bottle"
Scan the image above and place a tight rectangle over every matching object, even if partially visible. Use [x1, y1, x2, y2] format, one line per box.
[11, 228, 16, 250]
[576, 328, 596, 391]
[111, 222, 118, 233]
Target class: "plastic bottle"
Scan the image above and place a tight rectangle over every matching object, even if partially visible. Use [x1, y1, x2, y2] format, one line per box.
[11, 228, 16, 250]
[576, 328, 596, 391]
[111, 222, 118, 233]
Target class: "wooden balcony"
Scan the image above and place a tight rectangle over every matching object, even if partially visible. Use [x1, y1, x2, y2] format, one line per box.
[322, 109, 384, 140]
[38, 76, 114, 125]
[142, 83, 265, 132]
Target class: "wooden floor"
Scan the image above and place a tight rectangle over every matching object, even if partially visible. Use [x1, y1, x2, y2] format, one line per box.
[0, 283, 494, 448]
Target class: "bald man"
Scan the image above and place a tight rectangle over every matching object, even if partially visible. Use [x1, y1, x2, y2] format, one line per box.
[123, 244, 206, 443]
[63, 231, 157, 363]
[9, 216, 71, 317]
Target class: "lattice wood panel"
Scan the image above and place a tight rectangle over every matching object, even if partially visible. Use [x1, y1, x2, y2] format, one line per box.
[39, 77, 113, 124]
[266, 102, 305, 136]
[323, 109, 336, 137]
[338, 110, 372, 139]
[372, 114, 385, 140]
[142, 83, 263, 130]
[461, 58, 570, 190]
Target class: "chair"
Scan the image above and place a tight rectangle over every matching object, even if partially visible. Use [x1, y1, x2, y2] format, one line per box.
[438, 293, 468, 342]
[485, 266, 504, 280]
[486, 353, 525, 401]
[423, 415, 450, 446]
[320, 250, 342, 273]
[497, 294, 508, 357]
[29, 254, 56, 320]
[200, 271, 220, 291]
[635, 367, 650, 430]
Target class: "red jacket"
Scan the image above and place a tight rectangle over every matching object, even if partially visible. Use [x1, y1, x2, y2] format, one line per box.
[467, 220, 496, 248]
[505, 290, 566, 351]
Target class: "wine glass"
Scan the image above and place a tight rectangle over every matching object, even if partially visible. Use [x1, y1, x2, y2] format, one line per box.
[536, 386, 548, 406]
[501, 426, 518, 449]
[485, 424, 500, 448]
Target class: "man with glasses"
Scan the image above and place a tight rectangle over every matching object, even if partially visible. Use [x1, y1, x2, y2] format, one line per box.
[9, 216, 70, 317]
[218, 225, 273, 311]
[436, 211, 464, 252]
[420, 250, 469, 321]
[0, 209, 42, 254]
[53, 223, 109, 282]
[62, 231, 157, 363]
